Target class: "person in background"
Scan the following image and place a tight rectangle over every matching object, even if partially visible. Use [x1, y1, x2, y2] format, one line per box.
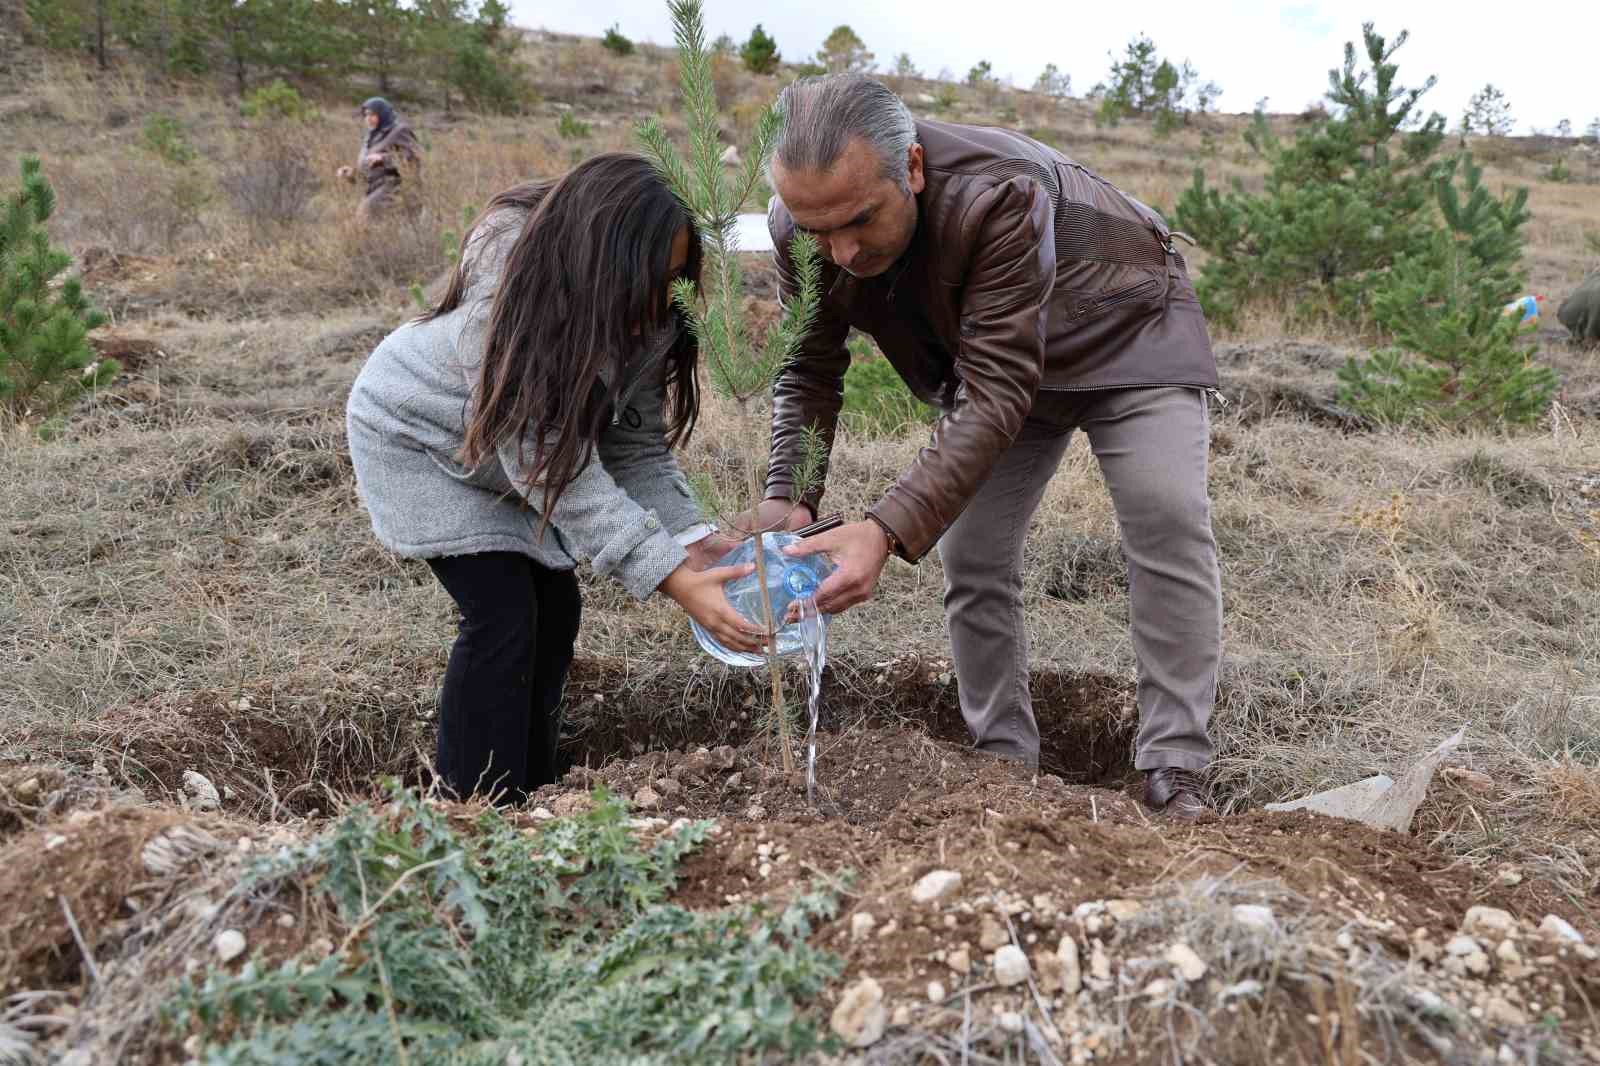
[347, 154, 761, 804]
[336, 96, 421, 220]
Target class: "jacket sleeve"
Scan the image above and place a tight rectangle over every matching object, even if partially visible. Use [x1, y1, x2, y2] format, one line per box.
[866, 177, 1055, 562]
[764, 199, 852, 514]
[595, 360, 705, 538]
[497, 431, 688, 602]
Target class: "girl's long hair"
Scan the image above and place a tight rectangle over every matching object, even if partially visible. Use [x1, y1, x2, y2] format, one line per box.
[434, 154, 702, 519]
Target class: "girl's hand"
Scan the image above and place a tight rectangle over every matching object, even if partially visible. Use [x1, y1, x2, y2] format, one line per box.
[659, 561, 766, 654]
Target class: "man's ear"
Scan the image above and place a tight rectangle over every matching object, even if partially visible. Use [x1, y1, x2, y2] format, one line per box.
[906, 142, 926, 195]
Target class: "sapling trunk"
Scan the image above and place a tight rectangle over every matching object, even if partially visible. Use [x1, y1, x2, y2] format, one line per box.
[638, 0, 824, 777]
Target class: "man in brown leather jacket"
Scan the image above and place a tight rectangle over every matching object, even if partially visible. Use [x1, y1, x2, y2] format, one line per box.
[759, 75, 1223, 819]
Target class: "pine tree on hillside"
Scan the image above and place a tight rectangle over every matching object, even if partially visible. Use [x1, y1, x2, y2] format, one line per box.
[2, 158, 116, 424]
[740, 23, 779, 75]
[1175, 23, 1448, 324]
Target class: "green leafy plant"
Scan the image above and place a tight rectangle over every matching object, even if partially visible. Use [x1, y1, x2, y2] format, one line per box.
[166, 783, 842, 1063]
[637, 0, 825, 773]
[602, 22, 635, 55]
[2, 157, 115, 424]
[1546, 156, 1572, 183]
[1337, 156, 1556, 427]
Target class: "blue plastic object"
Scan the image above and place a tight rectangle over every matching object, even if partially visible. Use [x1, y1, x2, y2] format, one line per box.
[690, 532, 834, 667]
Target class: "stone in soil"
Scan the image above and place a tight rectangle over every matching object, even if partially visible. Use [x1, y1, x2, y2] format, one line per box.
[911, 869, 962, 903]
[993, 944, 1029, 986]
[831, 976, 887, 1048]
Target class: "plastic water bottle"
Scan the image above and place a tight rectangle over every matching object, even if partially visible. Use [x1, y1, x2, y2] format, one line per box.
[691, 532, 834, 667]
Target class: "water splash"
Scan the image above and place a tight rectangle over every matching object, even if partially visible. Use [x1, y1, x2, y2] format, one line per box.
[795, 596, 827, 805]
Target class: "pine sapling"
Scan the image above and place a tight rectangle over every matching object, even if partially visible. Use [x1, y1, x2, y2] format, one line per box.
[2, 157, 114, 425]
[637, 0, 825, 772]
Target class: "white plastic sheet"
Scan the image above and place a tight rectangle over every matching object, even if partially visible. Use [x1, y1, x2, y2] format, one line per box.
[1264, 728, 1466, 832]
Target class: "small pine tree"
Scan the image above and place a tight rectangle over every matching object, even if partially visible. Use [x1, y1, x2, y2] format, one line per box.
[815, 24, 871, 74]
[965, 59, 992, 88]
[2, 158, 115, 423]
[1556, 118, 1573, 139]
[601, 23, 634, 55]
[1462, 83, 1514, 136]
[1337, 156, 1554, 426]
[638, 0, 825, 772]
[740, 22, 779, 75]
[1175, 23, 1448, 326]
[890, 52, 920, 81]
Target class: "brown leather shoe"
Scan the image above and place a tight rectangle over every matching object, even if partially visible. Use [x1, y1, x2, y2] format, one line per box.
[1143, 767, 1212, 821]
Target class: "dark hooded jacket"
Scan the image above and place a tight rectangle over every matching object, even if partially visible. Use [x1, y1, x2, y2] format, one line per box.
[357, 97, 422, 197]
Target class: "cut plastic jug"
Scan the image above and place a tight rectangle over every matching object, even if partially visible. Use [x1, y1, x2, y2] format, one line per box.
[691, 532, 834, 667]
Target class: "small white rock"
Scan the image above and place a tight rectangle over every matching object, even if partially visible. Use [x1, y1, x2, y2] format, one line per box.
[979, 914, 1008, 950]
[633, 787, 660, 810]
[993, 944, 1030, 986]
[1057, 935, 1082, 995]
[998, 1010, 1024, 1033]
[1144, 977, 1174, 999]
[927, 980, 946, 1003]
[212, 929, 246, 963]
[946, 947, 972, 974]
[891, 1005, 913, 1027]
[1165, 942, 1207, 982]
[1463, 906, 1516, 939]
[44, 833, 67, 851]
[851, 912, 877, 941]
[1540, 915, 1584, 944]
[1090, 940, 1111, 982]
[1483, 995, 1527, 1028]
[911, 869, 963, 904]
[1232, 904, 1277, 932]
[182, 770, 220, 811]
[830, 977, 887, 1048]
[1446, 934, 1482, 957]
[1221, 979, 1264, 1002]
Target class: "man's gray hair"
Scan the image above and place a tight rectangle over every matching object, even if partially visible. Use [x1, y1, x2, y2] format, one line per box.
[771, 74, 918, 191]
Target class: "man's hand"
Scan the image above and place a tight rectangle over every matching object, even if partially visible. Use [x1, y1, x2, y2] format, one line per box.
[782, 519, 889, 616]
[684, 530, 741, 572]
[659, 560, 767, 654]
[732, 497, 814, 537]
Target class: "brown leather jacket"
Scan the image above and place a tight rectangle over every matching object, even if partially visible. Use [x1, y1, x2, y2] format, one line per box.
[766, 118, 1217, 562]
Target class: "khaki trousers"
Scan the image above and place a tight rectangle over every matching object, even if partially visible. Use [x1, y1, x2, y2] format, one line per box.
[935, 386, 1222, 771]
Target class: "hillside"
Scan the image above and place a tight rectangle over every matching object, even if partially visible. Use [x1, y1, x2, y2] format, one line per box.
[2, 21, 1600, 1065]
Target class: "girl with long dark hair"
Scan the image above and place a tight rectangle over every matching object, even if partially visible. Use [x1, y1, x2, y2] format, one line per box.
[347, 154, 763, 803]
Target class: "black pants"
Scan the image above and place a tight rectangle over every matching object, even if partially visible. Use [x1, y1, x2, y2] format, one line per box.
[426, 552, 582, 804]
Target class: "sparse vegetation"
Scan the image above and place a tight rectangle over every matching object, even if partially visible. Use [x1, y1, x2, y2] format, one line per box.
[1034, 62, 1071, 98]
[1463, 82, 1515, 136]
[1093, 33, 1220, 134]
[815, 24, 873, 74]
[601, 23, 634, 56]
[841, 337, 936, 437]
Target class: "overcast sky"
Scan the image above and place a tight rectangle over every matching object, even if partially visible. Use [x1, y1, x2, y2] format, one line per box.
[509, 0, 1596, 135]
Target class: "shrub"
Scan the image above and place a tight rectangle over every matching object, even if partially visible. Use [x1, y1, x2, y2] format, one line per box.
[557, 110, 590, 139]
[841, 336, 936, 437]
[815, 25, 872, 74]
[602, 23, 634, 56]
[2, 157, 115, 423]
[741, 23, 779, 75]
[239, 79, 317, 121]
[1336, 156, 1556, 427]
[166, 785, 842, 1063]
[141, 112, 198, 166]
[1462, 83, 1514, 136]
[220, 128, 319, 233]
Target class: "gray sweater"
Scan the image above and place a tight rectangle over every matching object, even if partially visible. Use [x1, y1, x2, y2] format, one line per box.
[346, 206, 705, 601]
